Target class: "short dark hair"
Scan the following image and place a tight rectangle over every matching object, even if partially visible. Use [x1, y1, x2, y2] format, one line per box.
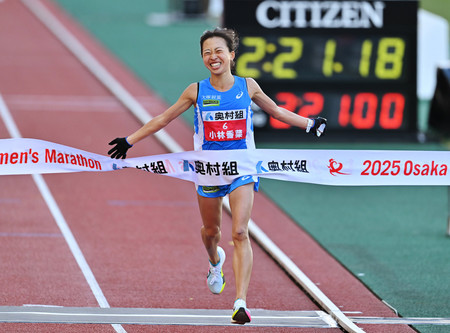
[200, 27, 239, 54]
[200, 28, 239, 73]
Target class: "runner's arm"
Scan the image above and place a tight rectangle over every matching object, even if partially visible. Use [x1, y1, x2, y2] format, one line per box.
[126, 83, 197, 145]
[246, 78, 326, 136]
[108, 83, 197, 159]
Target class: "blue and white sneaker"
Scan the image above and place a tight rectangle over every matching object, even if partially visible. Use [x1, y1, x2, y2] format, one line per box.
[206, 246, 226, 294]
[231, 298, 251, 324]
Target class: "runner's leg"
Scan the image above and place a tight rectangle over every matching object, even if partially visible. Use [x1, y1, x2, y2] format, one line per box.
[228, 183, 254, 301]
[198, 194, 223, 264]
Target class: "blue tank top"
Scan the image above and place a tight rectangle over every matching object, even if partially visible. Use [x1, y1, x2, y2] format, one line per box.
[194, 76, 255, 151]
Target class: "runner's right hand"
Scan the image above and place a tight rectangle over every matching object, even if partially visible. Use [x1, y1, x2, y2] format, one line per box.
[108, 137, 132, 159]
[307, 117, 327, 137]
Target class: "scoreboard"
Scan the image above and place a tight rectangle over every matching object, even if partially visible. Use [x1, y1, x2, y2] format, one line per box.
[223, 0, 418, 137]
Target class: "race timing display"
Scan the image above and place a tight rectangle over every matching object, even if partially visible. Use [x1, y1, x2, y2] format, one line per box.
[223, 0, 418, 135]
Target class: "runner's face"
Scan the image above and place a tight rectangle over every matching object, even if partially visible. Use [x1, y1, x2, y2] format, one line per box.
[201, 37, 234, 75]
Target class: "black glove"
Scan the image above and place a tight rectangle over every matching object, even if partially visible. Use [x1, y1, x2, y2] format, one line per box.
[307, 117, 327, 137]
[108, 137, 132, 159]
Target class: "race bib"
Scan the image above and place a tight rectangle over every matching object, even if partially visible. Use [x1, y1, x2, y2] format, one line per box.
[203, 109, 247, 142]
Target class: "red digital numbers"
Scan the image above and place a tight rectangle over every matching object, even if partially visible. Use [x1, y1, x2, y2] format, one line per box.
[271, 92, 323, 129]
[298, 92, 324, 118]
[379, 93, 405, 129]
[271, 91, 405, 130]
[339, 92, 405, 130]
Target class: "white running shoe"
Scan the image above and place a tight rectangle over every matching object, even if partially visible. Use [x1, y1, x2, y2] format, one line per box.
[206, 246, 226, 294]
[231, 298, 251, 324]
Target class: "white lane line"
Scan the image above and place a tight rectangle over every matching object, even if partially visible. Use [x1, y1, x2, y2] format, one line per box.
[0, 307, 337, 327]
[0, 94, 126, 333]
[2, 312, 324, 319]
[21, 0, 362, 332]
[350, 316, 450, 325]
[0, 94, 21, 138]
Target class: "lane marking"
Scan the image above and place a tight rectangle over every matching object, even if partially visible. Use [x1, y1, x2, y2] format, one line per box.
[21, 0, 362, 332]
[0, 306, 337, 328]
[4, 306, 449, 327]
[0, 94, 125, 333]
[350, 316, 450, 325]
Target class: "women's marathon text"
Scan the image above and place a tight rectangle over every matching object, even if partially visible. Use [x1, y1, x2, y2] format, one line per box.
[0, 149, 102, 170]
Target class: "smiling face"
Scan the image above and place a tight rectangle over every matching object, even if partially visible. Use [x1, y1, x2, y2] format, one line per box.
[201, 37, 235, 76]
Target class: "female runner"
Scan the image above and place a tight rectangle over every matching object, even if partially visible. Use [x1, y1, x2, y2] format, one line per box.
[108, 27, 326, 325]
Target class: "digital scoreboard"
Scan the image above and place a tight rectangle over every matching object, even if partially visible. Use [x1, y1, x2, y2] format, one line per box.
[223, 0, 418, 137]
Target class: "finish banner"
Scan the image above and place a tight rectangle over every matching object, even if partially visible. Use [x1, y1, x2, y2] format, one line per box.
[0, 138, 449, 186]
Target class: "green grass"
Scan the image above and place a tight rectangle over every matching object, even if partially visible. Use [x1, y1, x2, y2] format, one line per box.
[421, 0, 450, 26]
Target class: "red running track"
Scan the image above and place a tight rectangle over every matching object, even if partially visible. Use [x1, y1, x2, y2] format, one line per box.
[0, 1, 415, 332]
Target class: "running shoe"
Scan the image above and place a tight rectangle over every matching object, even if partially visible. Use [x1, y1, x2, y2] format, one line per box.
[231, 298, 251, 324]
[206, 246, 226, 294]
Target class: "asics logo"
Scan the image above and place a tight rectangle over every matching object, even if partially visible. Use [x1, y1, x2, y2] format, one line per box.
[236, 91, 243, 99]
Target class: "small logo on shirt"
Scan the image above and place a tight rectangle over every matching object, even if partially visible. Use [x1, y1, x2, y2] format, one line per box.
[236, 91, 243, 99]
[203, 99, 220, 107]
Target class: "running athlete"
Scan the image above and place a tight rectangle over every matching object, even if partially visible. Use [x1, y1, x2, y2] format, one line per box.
[108, 27, 327, 325]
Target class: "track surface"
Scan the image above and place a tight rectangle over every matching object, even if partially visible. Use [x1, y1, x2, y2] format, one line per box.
[0, 1, 416, 332]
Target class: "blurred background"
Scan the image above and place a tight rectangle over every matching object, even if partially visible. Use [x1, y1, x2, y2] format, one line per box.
[52, 1, 449, 332]
[55, 0, 449, 142]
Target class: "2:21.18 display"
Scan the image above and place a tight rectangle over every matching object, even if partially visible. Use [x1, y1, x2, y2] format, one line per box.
[224, 0, 418, 136]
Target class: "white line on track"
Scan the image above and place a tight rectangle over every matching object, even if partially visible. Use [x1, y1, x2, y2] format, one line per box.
[3, 312, 321, 319]
[0, 306, 337, 328]
[350, 316, 450, 325]
[0, 93, 126, 333]
[21, 0, 363, 332]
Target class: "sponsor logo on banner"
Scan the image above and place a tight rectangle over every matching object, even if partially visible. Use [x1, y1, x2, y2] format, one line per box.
[194, 160, 239, 176]
[112, 163, 123, 170]
[256, 161, 269, 173]
[256, 159, 309, 173]
[135, 159, 175, 174]
[182, 160, 195, 172]
[328, 159, 350, 176]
